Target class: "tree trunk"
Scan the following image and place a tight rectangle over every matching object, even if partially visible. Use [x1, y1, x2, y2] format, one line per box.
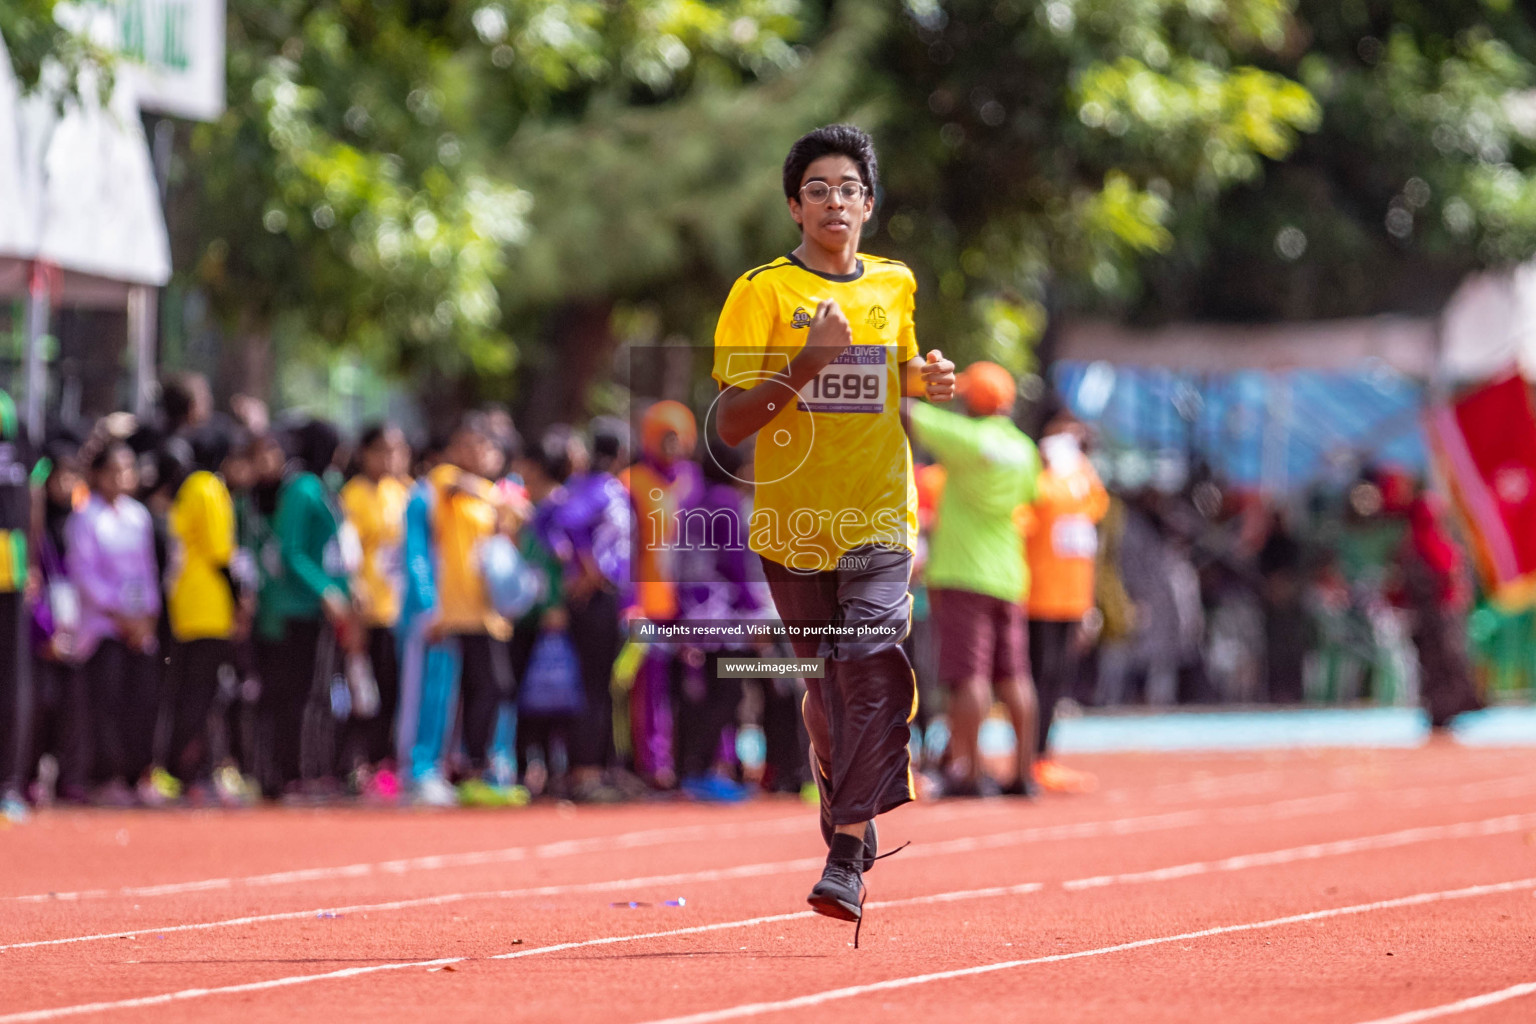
[518, 299, 617, 437]
[221, 310, 273, 407]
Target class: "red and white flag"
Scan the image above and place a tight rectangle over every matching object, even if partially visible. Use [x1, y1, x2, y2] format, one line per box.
[1426, 371, 1536, 606]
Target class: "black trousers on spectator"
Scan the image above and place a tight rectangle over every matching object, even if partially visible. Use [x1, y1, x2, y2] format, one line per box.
[256, 619, 327, 797]
[338, 626, 402, 772]
[456, 631, 510, 774]
[0, 591, 29, 795]
[84, 638, 159, 785]
[510, 625, 572, 778]
[1415, 608, 1483, 729]
[1028, 619, 1078, 758]
[167, 638, 235, 785]
[566, 590, 621, 770]
[25, 657, 92, 799]
[757, 675, 811, 792]
[225, 636, 259, 775]
[676, 650, 745, 780]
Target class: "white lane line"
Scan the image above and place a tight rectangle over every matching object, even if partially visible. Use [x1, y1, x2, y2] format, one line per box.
[0, 802, 1306, 952]
[1, 815, 810, 903]
[0, 799, 1055, 903]
[1349, 982, 1536, 1024]
[487, 883, 1045, 964]
[1063, 812, 1536, 890]
[9, 797, 1535, 955]
[631, 878, 1536, 1024]
[6, 876, 1530, 1024]
[0, 856, 825, 952]
[0, 807, 1209, 952]
[0, 883, 1046, 1023]
[12, 762, 1529, 905]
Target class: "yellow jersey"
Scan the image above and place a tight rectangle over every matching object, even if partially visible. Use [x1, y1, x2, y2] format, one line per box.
[428, 464, 510, 640]
[712, 252, 920, 572]
[166, 470, 236, 641]
[340, 474, 409, 628]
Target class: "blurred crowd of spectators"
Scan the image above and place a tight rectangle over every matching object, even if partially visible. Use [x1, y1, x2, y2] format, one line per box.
[0, 376, 818, 819]
[0, 369, 1491, 821]
[1069, 464, 1485, 727]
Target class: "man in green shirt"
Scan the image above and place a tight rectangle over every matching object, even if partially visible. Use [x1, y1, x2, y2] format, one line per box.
[908, 361, 1041, 797]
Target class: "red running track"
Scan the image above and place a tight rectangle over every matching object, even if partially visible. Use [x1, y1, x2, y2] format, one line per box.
[1, 745, 1535, 1023]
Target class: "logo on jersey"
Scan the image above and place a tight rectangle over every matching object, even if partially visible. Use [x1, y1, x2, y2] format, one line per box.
[865, 306, 888, 331]
[791, 306, 813, 329]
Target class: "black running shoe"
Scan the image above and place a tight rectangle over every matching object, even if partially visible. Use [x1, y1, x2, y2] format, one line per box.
[813, 749, 879, 870]
[1001, 775, 1040, 799]
[942, 775, 1003, 799]
[807, 833, 866, 922]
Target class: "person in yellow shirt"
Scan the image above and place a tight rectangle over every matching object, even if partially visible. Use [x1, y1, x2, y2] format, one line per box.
[165, 426, 239, 794]
[339, 424, 411, 793]
[1025, 411, 1109, 794]
[426, 414, 514, 799]
[713, 124, 956, 932]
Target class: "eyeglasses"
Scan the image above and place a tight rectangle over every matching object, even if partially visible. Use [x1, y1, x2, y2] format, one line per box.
[799, 181, 868, 204]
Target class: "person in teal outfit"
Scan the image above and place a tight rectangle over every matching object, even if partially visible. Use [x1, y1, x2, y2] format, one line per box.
[394, 440, 463, 805]
[255, 420, 358, 799]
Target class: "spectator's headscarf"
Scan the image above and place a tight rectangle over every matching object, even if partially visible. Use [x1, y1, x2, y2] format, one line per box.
[534, 425, 576, 485]
[586, 416, 628, 475]
[190, 422, 234, 475]
[640, 401, 697, 463]
[291, 418, 341, 478]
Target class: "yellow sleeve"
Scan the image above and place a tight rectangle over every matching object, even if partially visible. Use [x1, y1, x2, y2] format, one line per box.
[712, 276, 776, 389]
[897, 269, 920, 364]
[205, 475, 235, 568]
[341, 479, 378, 547]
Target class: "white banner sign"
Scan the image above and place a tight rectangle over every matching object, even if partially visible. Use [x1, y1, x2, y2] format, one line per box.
[61, 0, 225, 122]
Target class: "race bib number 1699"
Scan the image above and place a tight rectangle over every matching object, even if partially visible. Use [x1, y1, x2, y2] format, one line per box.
[797, 345, 888, 414]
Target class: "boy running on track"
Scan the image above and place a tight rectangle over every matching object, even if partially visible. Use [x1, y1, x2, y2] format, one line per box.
[712, 124, 955, 933]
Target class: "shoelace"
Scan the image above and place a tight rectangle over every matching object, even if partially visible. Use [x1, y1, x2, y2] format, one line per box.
[852, 840, 911, 949]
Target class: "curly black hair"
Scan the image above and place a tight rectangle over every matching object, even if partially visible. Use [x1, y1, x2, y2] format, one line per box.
[782, 124, 878, 201]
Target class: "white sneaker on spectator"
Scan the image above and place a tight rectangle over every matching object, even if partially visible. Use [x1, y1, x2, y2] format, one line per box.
[1, 791, 30, 824]
[413, 774, 459, 807]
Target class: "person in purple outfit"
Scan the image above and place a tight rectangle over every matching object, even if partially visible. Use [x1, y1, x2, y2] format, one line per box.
[65, 440, 162, 806]
[24, 443, 93, 806]
[669, 437, 773, 802]
[535, 421, 634, 803]
[621, 402, 704, 790]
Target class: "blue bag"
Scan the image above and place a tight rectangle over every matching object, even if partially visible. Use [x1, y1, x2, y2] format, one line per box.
[518, 629, 585, 717]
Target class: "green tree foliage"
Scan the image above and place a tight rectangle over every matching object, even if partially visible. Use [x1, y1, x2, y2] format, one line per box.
[22, 0, 1536, 409]
[872, 0, 1320, 370]
[0, 0, 114, 106]
[499, 0, 1321, 410]
[490, 3, 884, 424]
[178, 0, 803, 391]
[1136, 0, 1536, 322]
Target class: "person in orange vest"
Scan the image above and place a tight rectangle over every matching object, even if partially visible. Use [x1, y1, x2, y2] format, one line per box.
[1025, 410, 1108, 794]
[619, 401, 702, 789]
